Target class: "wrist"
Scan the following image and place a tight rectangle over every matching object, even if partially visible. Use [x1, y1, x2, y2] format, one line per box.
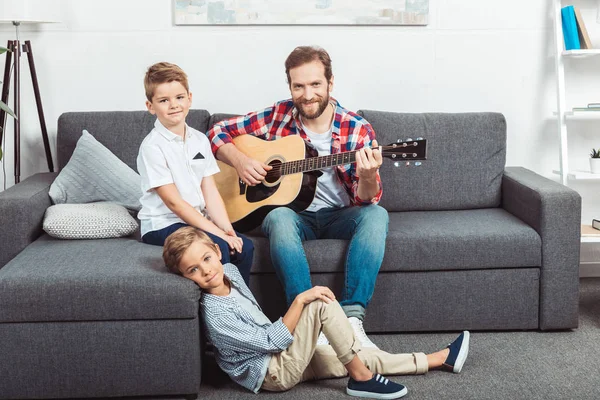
[234, 152, 249, 170]
[360, 173, 378, 183]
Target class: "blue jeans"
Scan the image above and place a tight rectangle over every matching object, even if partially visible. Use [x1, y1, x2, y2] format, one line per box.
[142, 223, 254, 286]
[261, 205, 389, 320]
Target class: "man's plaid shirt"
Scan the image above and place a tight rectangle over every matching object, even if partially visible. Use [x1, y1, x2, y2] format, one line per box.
[207, 98, 383, 205]
[200, 264, 294, 393]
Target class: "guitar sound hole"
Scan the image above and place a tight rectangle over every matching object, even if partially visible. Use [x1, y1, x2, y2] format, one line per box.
[265, 160, 282, 184]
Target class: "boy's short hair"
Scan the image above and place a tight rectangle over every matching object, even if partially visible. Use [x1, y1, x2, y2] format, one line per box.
[163, 227, 218, 275]
[144, 62, 189, 102]
[284, 45, 333, 86]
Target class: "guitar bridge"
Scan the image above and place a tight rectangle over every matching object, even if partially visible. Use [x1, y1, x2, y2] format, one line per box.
[239, 179, 247, 195]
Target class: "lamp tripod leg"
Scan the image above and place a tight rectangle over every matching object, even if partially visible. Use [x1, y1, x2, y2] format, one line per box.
[23, 40, 54, 173]
[0, 40, 14, 152]
[13, 39, 20, 184]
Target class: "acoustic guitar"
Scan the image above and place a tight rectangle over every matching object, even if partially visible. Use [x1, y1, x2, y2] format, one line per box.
[214, 134, 427, 232]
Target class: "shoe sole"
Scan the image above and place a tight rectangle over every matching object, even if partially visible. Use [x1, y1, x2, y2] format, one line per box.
[453, 331, 470, 373]
[346, 386, 408, 399]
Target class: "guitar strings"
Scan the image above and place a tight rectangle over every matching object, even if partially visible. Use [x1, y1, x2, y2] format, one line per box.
[260, 145, 418, 178]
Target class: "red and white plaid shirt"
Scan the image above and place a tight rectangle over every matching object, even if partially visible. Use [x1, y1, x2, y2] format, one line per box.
[207, 98, 382, 205]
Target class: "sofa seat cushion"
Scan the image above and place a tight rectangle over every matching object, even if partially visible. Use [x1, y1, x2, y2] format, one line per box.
[384, 208, 541, 271]
[0, 235, 200, 323]
[248, 208, 540, 274]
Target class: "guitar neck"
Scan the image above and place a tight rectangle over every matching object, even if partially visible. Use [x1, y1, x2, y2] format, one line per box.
[281, 150, 358, 175]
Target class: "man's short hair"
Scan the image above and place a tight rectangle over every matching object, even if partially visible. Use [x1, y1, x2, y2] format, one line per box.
[163, 227, 218, 275]
[144, 62, 189, 102]
[284, 45, 333, 85]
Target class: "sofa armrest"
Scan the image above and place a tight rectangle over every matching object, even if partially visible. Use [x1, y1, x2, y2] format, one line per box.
[502, 167, 581, 330]
[0, 172, 57, 269]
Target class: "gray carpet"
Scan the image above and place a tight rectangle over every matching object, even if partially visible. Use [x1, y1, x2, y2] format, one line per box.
[154, 278, 600, 400]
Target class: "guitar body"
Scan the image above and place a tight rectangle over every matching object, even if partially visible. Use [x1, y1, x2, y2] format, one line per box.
[214, 135, 428, 232]
[214, 135, 319, 232]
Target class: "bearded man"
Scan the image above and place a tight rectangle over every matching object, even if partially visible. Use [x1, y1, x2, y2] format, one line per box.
[208, 46, 388, 349]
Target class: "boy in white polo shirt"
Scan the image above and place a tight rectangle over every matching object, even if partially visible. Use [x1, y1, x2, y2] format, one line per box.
[137, 62, 254, 285]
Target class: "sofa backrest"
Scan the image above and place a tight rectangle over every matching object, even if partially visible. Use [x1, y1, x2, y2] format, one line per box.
[57, 110, 211, 172]
[358, 111, 506, 211]
[57, 110, 505, 212]
[208, 113, 239, 129]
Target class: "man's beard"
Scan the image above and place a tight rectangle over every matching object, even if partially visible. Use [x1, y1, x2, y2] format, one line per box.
[295, 93, 330, 120]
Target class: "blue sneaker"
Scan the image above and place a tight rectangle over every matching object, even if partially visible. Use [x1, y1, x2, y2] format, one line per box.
[346, 373, 407, 399]
[443, 331, 470, 373]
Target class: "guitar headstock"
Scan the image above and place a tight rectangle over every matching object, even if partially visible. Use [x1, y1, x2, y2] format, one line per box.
[381, 138, 427, 167]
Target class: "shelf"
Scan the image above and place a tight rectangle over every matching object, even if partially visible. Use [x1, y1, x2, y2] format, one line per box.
[563, 111, 600, 120]
[582, 224, 600, 243]
[552, 169, 600, 180]
[562, 49, 600, 58]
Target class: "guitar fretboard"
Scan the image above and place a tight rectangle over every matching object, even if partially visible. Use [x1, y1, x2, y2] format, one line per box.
[282, 151, 358, 175]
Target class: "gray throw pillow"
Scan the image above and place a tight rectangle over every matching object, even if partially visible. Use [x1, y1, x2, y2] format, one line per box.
[49, 130, 142, 210]
[43, 203, 138, 239]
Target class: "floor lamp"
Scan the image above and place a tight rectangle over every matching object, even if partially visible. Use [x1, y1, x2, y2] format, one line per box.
[0, 0, 59, 184]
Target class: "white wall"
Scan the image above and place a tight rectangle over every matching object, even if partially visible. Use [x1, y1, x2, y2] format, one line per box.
[1, 0, 599, 230]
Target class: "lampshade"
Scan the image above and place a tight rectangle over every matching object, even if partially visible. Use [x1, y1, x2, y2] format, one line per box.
[0, 0, 61, 23]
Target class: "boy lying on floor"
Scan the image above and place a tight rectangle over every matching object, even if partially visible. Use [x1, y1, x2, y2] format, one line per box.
[163, 227, 470, 399]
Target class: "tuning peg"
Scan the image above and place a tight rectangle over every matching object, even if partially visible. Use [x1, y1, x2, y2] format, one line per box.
[405, 161, 411, 166]
[415, 162, 422, 166]
[416, 137, 423, 140]
[394, 161, 400, 167]
[406, 138, 413, 141]
[397, 139, 402, 143]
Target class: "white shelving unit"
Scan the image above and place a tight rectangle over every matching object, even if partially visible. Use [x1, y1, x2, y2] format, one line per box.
[563, 111, 600, 120]
[553, 1, 600, 243]
[582, 224, 600, 243]
[553, 0, 569, 185]
[552, 169, 600, 180]
[551, 1, 600, 184]
[563, 49, 600, 57]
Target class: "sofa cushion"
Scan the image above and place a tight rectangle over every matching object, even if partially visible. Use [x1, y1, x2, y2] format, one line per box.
[0, 235, 200, 323]
[247, 208, 540, 273]
[358, 111, 506, 212]
[49, 130, 143, 210]
[383, 208, 541, 271]
[43, 203, 139, 239]
[57, 110, 212, 171]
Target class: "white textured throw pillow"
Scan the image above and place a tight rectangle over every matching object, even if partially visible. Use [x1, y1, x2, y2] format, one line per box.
[43, 203, 138, 239]
[49, 130, 142, 210]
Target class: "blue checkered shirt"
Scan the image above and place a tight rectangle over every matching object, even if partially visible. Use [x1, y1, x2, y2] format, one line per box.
[200, 264, 294, 393]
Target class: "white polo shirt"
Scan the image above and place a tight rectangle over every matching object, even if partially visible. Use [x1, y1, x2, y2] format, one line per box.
[137, 119, 220, 236]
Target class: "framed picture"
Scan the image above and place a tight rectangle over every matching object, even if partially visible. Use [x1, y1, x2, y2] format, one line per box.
[173, 0, 429, 26]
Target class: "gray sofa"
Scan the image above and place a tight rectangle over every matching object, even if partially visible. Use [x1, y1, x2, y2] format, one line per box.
[0, 110, 581, 399]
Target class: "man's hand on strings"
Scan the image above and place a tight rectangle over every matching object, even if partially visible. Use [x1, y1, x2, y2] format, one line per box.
[355, 139, 383, 181]
[234, 155, 272, 186]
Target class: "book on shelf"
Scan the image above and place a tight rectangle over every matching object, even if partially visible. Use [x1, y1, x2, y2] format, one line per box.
[562, 6, 581, 50]
[574, 6, 593, 49]
[593, 219, 600, 230]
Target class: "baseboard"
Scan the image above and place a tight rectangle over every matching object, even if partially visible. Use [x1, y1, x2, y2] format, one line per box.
[580, 262, 600, 277]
